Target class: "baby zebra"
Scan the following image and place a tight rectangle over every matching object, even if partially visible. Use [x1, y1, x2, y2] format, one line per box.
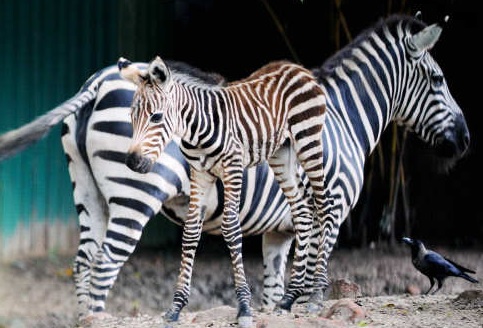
[118, 56, 328, 327]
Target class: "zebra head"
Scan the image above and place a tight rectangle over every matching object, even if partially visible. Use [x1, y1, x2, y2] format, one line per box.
[396, 15, 470, 169]
[119, 56, 176, 173]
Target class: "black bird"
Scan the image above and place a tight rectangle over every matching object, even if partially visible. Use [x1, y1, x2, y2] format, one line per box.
[402, 237, 479, 294]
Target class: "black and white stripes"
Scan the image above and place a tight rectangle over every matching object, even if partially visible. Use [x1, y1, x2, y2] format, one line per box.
[0, 13, 469, 324]
[303, 14, 469, 307]
[119, 57, 328, 325]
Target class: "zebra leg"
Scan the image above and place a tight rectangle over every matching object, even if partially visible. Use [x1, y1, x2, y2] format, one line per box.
[164, 169, 216, 323]
[306, 201, 338, 312]
[219, 165, 252, 327]
[62, 117, 109, 320]
[87, 200, 154, 315]
[268, 146, 314, 312]
[72, 188, 108, 321]
[294, 123, 334, 312]
[261, 230, 294, 311]
[297, 220, 320, 303]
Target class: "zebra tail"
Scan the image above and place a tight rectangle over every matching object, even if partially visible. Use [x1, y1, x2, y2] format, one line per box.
[0, 88, 97, 161]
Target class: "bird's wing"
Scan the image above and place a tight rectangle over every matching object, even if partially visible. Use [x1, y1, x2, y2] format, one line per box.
[424, 252, 446, 266]
[423, 252, 454, 274]
[443, 257, 476, 274]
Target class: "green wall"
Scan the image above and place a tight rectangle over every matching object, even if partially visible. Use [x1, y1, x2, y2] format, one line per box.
[0, 0, 176, 260]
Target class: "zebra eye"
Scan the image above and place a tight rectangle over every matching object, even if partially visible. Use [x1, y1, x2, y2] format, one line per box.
[431, 74, 444, 87]
[150, 112, 163, 123]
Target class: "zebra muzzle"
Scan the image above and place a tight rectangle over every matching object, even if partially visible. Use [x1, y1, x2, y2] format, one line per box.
[126, 152, 154, 174]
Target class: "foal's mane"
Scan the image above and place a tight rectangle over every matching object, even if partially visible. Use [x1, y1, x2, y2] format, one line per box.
[166, 60, 226, 86]
[228, 60, 295, 86]
[312, 14, 427, 78]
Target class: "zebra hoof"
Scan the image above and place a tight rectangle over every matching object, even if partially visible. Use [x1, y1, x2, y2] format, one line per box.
[237, 303, 252, 328]
[237, 315, 253, 328]
[275, 296, 294, 312]
[164, 308, 180, 322]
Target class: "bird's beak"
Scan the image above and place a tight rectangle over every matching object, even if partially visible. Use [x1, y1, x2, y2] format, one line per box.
[402, 237, 413, 245]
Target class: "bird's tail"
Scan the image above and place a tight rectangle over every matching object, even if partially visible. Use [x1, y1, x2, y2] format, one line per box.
[460, 272, 479, 284]
[445, 257, 476, 274]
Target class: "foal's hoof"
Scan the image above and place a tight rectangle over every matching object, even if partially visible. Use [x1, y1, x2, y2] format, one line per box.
[164, 308, 180, 322]
[238, 315, 253, 328]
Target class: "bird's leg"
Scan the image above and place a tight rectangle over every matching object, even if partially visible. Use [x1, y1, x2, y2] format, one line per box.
[431, 280, 444, 294]
[425, 277, 435, 294]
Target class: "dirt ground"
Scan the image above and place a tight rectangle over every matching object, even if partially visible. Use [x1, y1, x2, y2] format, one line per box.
[0, 237, 481, 328]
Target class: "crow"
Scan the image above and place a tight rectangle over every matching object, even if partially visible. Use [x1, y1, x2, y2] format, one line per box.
[402, 237, 479, 294]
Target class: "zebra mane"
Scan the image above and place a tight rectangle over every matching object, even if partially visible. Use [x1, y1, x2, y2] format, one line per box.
[165, 60, 226, 86]
[313, 14, 427, 78]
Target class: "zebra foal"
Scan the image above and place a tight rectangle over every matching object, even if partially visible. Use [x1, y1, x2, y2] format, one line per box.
[119, 57, 328, 326]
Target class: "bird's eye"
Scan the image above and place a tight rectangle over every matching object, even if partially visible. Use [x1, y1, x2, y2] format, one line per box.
[431, 74, 444, 87]
[150, 113, 162, 123]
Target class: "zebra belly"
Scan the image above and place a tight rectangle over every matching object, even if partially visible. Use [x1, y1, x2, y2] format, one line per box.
[160, 160, 295, 236]
[242, 135, 288, 167]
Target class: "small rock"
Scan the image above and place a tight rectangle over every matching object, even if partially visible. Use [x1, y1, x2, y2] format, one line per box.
[323, 298, 366, 323]
[452, 289, 483, 310]
[406, 284, 421, 295]
[328, 278, 362, 300]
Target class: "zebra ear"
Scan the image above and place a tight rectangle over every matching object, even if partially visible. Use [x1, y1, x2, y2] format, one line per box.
[409, 16, 449, 56]
[148, 56, 171, 86]
[118, 57, 146, 86]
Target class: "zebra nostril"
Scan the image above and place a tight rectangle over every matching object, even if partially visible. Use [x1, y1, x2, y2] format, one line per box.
[126, 152, 152, 173]
[125, 152, 138, 171]
[462, 132, 470, 152]
[455, 116, 470, 155]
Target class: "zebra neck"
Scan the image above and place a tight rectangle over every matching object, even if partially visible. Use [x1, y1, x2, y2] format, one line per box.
[320, 59, 400, 158]
[176, 83, 224, 148]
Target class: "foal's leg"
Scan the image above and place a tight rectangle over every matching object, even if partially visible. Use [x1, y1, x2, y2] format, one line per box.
[268, 145, 315, 311]
[164, 168, 216, 322]
[220, 162, 253, 327]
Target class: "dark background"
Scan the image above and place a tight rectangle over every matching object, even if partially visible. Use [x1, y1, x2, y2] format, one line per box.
[0, 0, 479, 262]
[140, 0, 481, 251]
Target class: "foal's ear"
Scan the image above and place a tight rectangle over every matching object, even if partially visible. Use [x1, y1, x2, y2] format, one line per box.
[148, 56, 171, 86]
[118, 57, 146, 86]
[414, 11, 422, 21]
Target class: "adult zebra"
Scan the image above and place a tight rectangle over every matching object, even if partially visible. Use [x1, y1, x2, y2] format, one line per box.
[303, 12, 470, 310]
[118, 57, 329, 325]
[0, 12, 470, 324]
[0, 60, 300, 321]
